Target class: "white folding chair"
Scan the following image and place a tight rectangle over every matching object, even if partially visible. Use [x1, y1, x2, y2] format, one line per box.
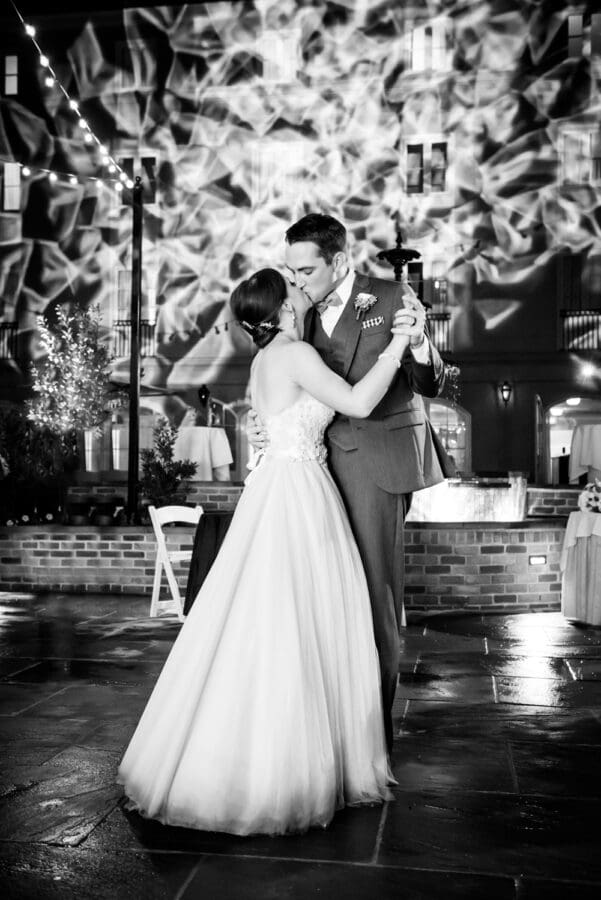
[148, 504, 203, 621]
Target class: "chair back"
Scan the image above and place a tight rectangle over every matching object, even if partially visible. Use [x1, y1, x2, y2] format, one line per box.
[149, 504, 203, 530]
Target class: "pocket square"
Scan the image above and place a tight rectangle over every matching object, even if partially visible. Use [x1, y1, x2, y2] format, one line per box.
[361, 315, 385, 330]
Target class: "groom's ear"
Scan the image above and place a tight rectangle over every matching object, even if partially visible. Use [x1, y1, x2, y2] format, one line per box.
[332, 251, 348, 278]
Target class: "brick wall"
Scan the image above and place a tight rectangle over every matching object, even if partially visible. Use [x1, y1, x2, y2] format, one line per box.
[1, 519, 566, 615]
[405, 521, 564, 614]
[526, 487, 580, 518]
[66, 483, 243, 512]
[0, 526, 194, 595]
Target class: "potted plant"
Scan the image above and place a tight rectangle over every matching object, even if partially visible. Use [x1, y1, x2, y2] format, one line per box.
[139, 417, 197, 514]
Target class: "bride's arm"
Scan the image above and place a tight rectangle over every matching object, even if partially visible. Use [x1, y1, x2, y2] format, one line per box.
[288, 332, 409, 419]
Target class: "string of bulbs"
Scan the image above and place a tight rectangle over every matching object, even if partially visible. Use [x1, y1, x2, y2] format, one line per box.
[8, 0, 133, 192]
[4, 1, 246, 346]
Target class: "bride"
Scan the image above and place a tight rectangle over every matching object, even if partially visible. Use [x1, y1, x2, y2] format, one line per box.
[117, 268, 410, 836]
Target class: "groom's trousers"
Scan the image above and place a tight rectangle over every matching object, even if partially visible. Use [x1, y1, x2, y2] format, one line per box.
[328, 443, 409, 755]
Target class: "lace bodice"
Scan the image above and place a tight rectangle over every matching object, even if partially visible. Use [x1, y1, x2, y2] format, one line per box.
[262, 393, 334, 464]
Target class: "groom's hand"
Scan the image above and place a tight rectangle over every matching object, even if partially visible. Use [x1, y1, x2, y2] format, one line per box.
[392, 297, 426, 345]
[246, 410, 268, 450]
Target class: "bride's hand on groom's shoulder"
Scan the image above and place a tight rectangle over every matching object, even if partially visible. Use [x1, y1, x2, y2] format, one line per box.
[246, 410, 268, 450]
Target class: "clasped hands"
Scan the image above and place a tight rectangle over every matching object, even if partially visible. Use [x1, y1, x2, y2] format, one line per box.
[246, 283, 427, 450]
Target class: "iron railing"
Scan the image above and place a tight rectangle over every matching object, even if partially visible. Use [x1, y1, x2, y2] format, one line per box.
[559, 310, 601, 350]
[426, 311, 451, 353]
[0, 323, 17, 359]
[112, 320, 156, 358]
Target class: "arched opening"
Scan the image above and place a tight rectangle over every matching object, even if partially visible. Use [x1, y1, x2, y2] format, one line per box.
[545, 395, 601, 485]
[423, 398, 472, 475]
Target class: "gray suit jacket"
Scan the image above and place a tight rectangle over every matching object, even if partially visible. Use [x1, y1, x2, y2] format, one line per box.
[305, 272, 454, 495]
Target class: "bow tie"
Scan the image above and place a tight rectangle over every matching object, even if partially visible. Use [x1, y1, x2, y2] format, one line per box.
[315, 291, 343, 316]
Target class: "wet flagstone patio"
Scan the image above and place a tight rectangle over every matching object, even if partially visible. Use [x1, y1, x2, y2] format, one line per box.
[1, 592, 601, 899]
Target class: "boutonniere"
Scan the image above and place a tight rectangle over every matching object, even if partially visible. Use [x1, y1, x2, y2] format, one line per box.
[354, 292, 379, 320]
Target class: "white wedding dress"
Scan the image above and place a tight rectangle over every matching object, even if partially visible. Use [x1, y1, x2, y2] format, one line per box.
[117, 392, 393, 835]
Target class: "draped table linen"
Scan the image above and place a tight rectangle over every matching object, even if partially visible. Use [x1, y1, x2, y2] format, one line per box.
[560, 510, 601, 625]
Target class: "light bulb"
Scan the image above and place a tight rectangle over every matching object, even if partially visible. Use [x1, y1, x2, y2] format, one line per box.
[40, 55, 49, 67]
[69, 99, 79, 111]
[45, 76, 54, 87]
[108, 163, 116, 173]
[119, 172, 128, 182]
[84, 133, 93, 143]
[115, 182, 123, 192]
[48, 172, 58, 183]
[22, 166, 31, 176]
[25, 24, 36, 37]
[126, 179, 134, 189]
[69, 175, 77, 185]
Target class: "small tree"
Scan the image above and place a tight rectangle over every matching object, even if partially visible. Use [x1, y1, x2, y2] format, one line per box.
[27, 305, 113, 434]
[140, 417, 197, 507]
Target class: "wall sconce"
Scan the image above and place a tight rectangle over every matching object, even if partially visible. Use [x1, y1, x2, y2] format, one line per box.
[499, 381, 512, 406]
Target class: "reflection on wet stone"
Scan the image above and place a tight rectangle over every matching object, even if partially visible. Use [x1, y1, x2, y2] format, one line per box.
[1, 595, 601, 897]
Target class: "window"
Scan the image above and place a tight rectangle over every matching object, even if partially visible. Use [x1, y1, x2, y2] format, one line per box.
[406, 18, 450, 71]
[2, 162, 20, 211]
[116, 267, 156, 324]
[252, 141, 305, 204]
[431, 142, 447, 191]
[407, 262, 423, 301]
[258, 29, 300, 82]
[406, 145, 424, 193]
[406, 140, 448, 194]
[424, 399, 471, 474]
[568, 13, 584, 57]
[593, 13, 601, 56]
[4, 55, 17, 95]
[560, 130, 601, 184]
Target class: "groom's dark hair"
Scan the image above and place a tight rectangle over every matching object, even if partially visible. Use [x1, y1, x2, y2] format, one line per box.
[285, 214, 346, 264]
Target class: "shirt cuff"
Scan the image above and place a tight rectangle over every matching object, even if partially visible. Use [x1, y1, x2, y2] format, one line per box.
[410, 337, 431, 365]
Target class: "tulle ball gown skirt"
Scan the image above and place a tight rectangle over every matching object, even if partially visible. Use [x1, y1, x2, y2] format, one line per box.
[117, 457, 393, 836]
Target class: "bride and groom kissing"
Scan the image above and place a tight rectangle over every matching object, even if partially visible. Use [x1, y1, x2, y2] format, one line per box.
[117, 212, 453, 836]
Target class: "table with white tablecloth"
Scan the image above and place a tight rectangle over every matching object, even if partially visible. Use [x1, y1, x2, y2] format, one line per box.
[569, 423, 601, 484]
[560, 510, 601, 625]
[172, 426, 233, 481]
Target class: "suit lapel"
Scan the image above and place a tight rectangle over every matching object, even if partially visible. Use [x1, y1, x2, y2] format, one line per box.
[332, 273, 371, 379]
[303, 306, 317, 344]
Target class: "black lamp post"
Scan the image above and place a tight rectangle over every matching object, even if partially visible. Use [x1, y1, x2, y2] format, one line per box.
[126, 176, 143, 524]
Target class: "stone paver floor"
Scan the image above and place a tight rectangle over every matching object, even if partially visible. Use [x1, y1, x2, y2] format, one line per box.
[1, 592, 601, 899]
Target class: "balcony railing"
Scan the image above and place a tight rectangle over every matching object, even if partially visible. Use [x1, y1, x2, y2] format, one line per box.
[0, 323, 17, 359]
[426, 311, 451, 353]
[560, 310, 601, 350]
[112, 320, 156, 358]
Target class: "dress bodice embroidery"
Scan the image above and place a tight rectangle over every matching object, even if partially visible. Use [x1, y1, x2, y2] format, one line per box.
[262, 394, 334, 464]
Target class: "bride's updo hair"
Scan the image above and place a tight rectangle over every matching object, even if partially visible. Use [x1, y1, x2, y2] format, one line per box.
[231, 268, 287, 349]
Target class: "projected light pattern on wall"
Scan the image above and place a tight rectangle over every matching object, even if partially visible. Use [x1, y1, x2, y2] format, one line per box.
[1, 0, 600, 407]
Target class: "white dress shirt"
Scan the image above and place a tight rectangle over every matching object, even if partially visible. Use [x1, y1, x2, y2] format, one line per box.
[319, 268, 355, 337]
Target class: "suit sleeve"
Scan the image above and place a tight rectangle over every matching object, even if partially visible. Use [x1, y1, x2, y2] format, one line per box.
[402, 339, 446, 398]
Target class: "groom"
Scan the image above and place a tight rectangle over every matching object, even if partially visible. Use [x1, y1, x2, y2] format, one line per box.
[251, 213, 452, 752]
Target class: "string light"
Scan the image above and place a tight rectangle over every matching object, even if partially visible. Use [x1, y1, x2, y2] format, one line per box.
[10, 0, 129, 186]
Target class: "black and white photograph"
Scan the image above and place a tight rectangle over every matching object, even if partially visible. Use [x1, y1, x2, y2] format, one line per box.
[0, 0, 601, 897]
